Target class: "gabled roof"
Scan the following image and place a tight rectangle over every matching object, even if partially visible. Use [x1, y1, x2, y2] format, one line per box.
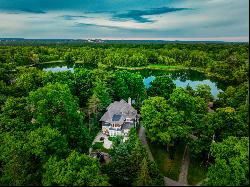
[100, 99, 138, 123]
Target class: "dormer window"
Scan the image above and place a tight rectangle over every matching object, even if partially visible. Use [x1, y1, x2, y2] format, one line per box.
[126, 118, 132, 122]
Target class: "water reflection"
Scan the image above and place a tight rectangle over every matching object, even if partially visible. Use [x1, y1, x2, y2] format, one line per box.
[138, 69, 225, 98]
[37, 61, 97, 72]
[40, 63, 226, 98]
[44, 66, 74, 73]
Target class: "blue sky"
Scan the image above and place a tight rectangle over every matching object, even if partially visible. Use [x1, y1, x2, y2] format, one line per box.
[0, 0, 249, 41]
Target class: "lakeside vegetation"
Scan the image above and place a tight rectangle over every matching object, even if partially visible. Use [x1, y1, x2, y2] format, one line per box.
[0, 42, 249, 186]
[116, 64, 186, 70]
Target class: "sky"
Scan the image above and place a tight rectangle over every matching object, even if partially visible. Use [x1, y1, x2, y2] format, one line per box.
[0, 0, 249, 41]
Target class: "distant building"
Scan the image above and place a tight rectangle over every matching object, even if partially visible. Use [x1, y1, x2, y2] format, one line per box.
[100, 98, 139, 137]
[87, 39, 104, 43]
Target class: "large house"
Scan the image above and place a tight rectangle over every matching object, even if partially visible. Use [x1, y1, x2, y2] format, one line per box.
[100, 98, 139, 137]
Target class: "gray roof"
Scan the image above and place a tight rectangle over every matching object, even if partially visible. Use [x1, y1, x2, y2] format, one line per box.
[122, 122, 134, 130]
[100, 99, 138, 123]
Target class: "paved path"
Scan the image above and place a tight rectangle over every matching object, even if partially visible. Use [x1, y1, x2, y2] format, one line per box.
[138, 125, 154, 161]
[138, 125, 189, 186]
[89, 132, 112, 154]
[164, 177, 189, 186]
[178, 145, 190, 184]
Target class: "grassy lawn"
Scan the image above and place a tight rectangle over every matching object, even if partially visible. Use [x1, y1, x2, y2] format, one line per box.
[116, 66, 145, 70]
[116, 64, 186, 70]
[187, 155, 208, 185]
[148, 140, 185, 181]
[147, 64, 184, 69]
[91, 142, 109, 153]
[42, 60, 64, 64]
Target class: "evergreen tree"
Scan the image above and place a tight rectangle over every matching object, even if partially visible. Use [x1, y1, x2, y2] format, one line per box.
[133, 158, 152, 186]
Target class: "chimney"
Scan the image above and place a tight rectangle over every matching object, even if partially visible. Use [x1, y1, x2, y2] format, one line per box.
[128, 97, 131, 106]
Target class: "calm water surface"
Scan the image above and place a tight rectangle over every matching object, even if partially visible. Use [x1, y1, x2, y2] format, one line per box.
[131, 69, 224, 99]
[41, 63, 225, 98]
[44, 66, 74, 73]
[143, 75, 222, 98]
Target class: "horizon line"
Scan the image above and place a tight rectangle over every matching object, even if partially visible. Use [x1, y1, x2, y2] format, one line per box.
[0, 37, 249, 42]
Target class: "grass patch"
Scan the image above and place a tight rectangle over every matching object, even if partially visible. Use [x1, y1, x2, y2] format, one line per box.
[148, 140, 185, 181]
[147, 64, 184, 69]
[116, 64, 186, 71]
[41, 60, 64, 64]
[187, 155, 208, 185]
[92, 142, 109, 153]
[92, 142, 104, 150]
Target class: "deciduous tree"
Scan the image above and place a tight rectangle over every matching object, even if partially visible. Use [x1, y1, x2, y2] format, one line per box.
[42, 150, 110, 186]
[202, 136, 249, 186]
[148, 76, 176, 99]
[27, 83, 91, 153]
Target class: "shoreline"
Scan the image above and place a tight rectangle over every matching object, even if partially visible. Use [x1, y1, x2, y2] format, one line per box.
[34, 61, 228, 81]
[115, 65, 225, 80]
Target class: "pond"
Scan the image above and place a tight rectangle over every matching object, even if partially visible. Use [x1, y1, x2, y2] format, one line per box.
[137, 69, 224, 99]
[39, 62, 225, 99]
[37, 61, 96, 72]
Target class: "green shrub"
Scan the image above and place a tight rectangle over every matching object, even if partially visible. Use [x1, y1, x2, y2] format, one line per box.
[92, 142, 104, 150]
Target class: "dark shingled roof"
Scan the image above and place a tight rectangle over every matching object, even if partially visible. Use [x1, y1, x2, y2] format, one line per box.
[100, 99, 138, 123]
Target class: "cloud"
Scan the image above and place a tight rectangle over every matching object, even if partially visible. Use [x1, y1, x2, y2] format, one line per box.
[75, 23, 121, 30]
[19, 8, 46, 14]
[61, 15, 90, 20]
[0, 0, 171, 12]
[0, 8, 46, 14]
[0, 0, 248, 41]
[112, 7, 191, 23]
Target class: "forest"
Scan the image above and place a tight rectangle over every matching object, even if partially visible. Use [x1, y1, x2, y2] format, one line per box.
[0, 42, 249, 186]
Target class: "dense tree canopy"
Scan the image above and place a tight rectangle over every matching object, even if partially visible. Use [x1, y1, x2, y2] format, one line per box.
[103, 128, 164, 186]
[92, 80, 113, 110]
[0, 42, 248, 186]
[42, 150, 110, 186]
[147, 76, 176, 99]
[112, 70, 146, 105]
[74, 68, 94, 106]
[195, 84, 213, 103]
[42, 70, 75, 94]
[16, 67, 44, 95]
[190, 105, 248, 158]
[0, 133, 41, 185]
[141, 96, 192, 146]
[0, 97, 32, 134]
[202, 136, 249, 186]
[27, 83, 91, 153]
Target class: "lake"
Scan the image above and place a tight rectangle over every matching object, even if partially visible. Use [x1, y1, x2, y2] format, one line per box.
[40, 62, 225, 98]
[137, 69, 224, 98]
[37, 61, 96, 72]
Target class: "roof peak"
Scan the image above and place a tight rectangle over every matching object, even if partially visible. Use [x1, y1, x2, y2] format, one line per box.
[120, 99, 127, 103]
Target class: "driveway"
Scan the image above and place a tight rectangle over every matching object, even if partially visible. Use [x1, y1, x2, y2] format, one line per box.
[89, 132, 112, 154]
[138, 125, 154, 161]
